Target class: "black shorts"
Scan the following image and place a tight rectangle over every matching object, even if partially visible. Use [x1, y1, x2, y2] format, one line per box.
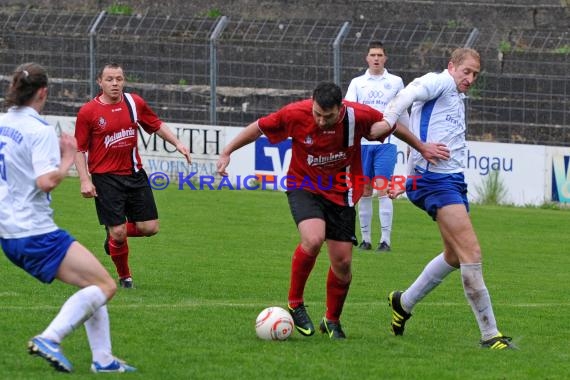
[91, 169, 158, 227]
[286, 189, 357, 245]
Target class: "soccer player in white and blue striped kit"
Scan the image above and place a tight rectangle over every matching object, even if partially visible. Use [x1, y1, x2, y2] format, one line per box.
[0, 62, 136, 372]
[380, 48, 515, 349]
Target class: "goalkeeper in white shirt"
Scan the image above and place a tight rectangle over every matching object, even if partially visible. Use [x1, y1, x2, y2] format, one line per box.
[345, 41, 409, 252]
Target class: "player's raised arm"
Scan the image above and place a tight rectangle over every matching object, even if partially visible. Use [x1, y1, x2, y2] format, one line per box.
[216, 121, 263, 177]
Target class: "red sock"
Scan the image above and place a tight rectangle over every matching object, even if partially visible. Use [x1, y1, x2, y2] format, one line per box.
[288, 244, 317, 308]
[109, 236, 131, 279]
[126, 222, 144, 237]
[325, 267, 351, 323]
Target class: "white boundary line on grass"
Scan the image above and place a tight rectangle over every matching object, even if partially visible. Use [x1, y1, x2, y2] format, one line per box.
[1, 301, 569, 311]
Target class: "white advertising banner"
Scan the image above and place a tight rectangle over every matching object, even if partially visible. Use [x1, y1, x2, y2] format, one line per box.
[226, 128, 570, 206]
[20, 115, 570, 205]
[391, 140, 550, 206]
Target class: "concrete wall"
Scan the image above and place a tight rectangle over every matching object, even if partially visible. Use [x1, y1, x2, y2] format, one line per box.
[4, 0, 569, 30]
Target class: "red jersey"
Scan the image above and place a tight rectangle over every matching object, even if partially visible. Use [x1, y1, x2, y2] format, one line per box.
[258, 99, 384, 206]
[75, 92, 162, 175]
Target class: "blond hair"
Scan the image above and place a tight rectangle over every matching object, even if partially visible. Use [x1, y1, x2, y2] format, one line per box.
[450, 48, 480, 66]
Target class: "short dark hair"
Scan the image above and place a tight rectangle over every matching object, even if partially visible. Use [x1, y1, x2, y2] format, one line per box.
[97, 62, 123, 79]
[312, 82, 342, 110]
[368, 41, 385, 53]
[5, 62, 48, 107]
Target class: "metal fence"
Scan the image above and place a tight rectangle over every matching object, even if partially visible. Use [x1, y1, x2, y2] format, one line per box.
[0, 9, 568, 145]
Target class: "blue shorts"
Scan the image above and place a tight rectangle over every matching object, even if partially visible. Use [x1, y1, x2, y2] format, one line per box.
[1, 229, 75, 283]
[406, 170, 469, 221]
[361, 144, 397, 180]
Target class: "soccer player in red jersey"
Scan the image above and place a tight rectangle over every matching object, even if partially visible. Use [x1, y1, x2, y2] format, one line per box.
[74, 62, 191, 288]
[217, 82, 449, 338]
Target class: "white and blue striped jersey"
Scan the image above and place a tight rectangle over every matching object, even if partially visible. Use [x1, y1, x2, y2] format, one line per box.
[0, 106, 60, 238]
[345, 69, 407, 146]
[386, 69, 467, 173]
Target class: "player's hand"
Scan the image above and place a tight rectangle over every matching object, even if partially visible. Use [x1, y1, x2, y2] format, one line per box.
[177, 143, 192, 164]
[80, 179, 97, 198]
[59, 132, 77, 152]
[56, 133, 78, 176]
[216, 154, 230, 177]
[59, 133, 77, 164]
[420, 142, 450, 165]
[388, 187, 406, 199]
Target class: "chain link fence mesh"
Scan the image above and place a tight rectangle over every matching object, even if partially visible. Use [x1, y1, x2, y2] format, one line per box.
[0, 9, 568, 145]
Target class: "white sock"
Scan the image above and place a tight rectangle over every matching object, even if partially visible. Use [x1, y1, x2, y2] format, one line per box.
[85, 305, 114, 366]
[41, 285, 108, 344]
[401, 253, 456, 313]
[379, 195, 393, 245]
[358, 196, 373, 243]
[461, 263, 499, 340]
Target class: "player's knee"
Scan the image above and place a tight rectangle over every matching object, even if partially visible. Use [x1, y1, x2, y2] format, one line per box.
[99, 277, 117, 300]
[109, 227, 127, 242]
[337, 257, 352, 272]
[302, 237, 325, 254]
[147, 224, 159, 236]
[139, 221, 159, 236]
[331, 259, 352, 280]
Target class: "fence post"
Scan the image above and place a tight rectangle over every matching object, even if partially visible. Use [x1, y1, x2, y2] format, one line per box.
[463, 27, 480, 131]
[464, 27, 480, 49]
[333, 21, 350, 86]
[209, 16, 229, 126]
[88, 11, 107, 98]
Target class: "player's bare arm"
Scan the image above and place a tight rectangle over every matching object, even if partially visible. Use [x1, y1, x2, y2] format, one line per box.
[36, 133, 77, 193]
[217, 121, 263, 176]
[368, 119, 396, 141]
[74, 150, 97, 198]
[155, 123, 191, 164]
[369, 120, 449, 165]
[392, 124, 450, 164]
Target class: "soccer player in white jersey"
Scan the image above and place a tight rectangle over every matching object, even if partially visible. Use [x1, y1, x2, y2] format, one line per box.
[0, 62, 136, 372]
[380, 48, 516, 349]
[345, 41, 410, 252]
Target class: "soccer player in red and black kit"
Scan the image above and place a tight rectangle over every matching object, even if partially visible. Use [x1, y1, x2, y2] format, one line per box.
[217, 82, 449, 339]
[74, 62, 191, 288]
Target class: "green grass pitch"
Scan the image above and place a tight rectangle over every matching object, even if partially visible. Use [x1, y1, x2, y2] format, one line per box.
[1, 177, 569, 379]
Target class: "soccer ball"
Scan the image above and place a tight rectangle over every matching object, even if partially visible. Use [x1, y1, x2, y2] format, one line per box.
[255, 306, 294, 341]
